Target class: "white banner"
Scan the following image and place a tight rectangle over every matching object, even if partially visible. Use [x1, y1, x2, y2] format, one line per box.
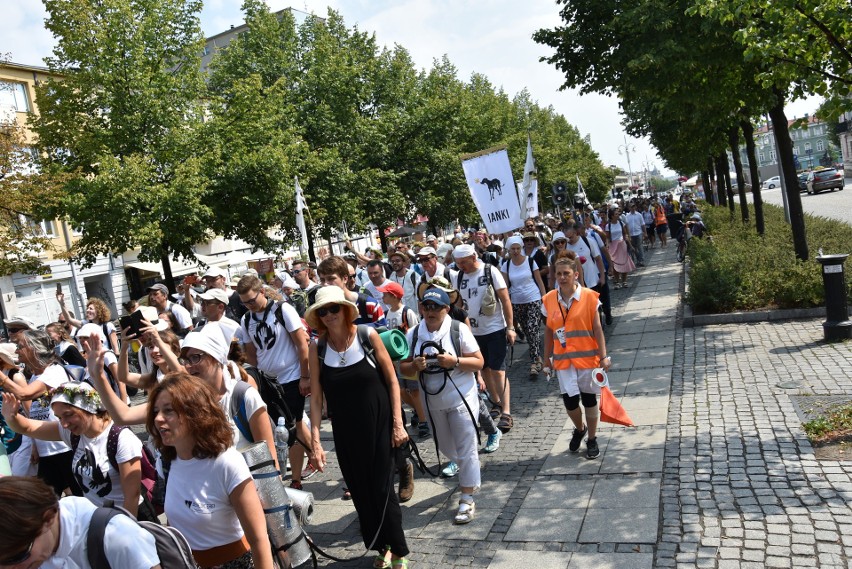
[521, 135, 538, 218]
[461, 147, 524, 234]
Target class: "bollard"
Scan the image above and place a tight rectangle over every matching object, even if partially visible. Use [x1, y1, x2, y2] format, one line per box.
[816, 254, 852, 341]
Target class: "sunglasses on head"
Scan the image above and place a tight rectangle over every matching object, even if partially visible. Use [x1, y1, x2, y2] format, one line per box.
[1, 539, 34, 565]
[317, 304, 342, 318]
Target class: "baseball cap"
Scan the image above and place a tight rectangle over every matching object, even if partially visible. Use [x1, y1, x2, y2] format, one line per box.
[145, 283, 169, 295]
[377, 281, 405, 299]
[421, 288, 451, 306]
[416, 246, 437, 258]
[202, 266, 227, 279]
[426, 234, 437, 241]
[199, 288, 230, 304]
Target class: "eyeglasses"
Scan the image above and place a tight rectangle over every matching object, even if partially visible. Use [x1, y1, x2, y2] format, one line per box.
[417, 256, 435, 263]
[240, 290, 262, 307]
[1, 539, 34, 565]
[291, 268, 305, 275]
[523, 238, 537, 242]
[420, 302, 444, 312]
[58, 319, 67, 324]
[316, 304, 342, 318]
[347, 275, 355, 281]
[179, 353, 206, 366]
[553, 240, 567, 245]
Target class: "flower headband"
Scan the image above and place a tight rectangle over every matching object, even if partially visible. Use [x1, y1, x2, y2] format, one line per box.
[49, 382, 104, 415]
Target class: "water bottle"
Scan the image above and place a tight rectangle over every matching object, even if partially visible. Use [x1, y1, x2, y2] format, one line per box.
[274, 417, 289, 473]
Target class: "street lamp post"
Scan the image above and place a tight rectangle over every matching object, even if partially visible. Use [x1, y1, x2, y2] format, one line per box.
[618, 135, 637, 188]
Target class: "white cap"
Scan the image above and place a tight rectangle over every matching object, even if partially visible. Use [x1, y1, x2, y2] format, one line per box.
[202, 266, 227, 279]
[417, 246, 437, 257]
[199, 288, 230, 304]
[76, 323, 105, 341]
[504, 236, 523, 249]
[453, 244, 476, 259]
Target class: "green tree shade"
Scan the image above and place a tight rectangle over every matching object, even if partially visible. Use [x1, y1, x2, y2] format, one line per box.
[31, 0, 210, 286]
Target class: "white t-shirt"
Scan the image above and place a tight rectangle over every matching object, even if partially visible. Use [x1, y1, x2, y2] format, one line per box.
[389, 269, 419, 312]
[406, 317, 480, 411]
[607, 221, 626, 242]
[385, 306, 419, 332]
[625, 211, 645, 236]
[204, 316, 241, 345]
[163, 447, 251, 551]
[456, 263, 508, 335]
[43, 496, 160, 569]
[239, 301, 305, 383]
[566, 236, 602, 288]
[59, 423, 143, 508]
[166, 301, 194, 330]
[219, 377, 267, 452]
[503, 257, 541, 304]
[29, 364, 71, 457]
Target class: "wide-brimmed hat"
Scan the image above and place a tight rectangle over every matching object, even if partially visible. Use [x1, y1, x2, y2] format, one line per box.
[0, 343, 17, 367]
[304, 286, 359, 331]
[416, 277, 460, 305]
[3, 316, 35, 331]
[138, 306, 168, 332]
[521, 232, 543, 247]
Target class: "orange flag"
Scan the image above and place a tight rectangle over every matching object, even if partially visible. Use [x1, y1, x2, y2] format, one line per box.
[599, 386, 634, 427]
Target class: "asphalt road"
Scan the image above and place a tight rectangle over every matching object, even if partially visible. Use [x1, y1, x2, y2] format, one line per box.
[738, 176, 852, 225]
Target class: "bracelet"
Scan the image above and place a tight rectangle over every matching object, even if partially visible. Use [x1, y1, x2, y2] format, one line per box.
[300, 375, 310, 380]
[507, 327, 515, 332]
[455, 356, 460, 368]
[601, 355, 611, 360]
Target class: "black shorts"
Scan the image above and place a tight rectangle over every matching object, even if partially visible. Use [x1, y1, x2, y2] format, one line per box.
[655, 223, 668, 235]
[474, 329, 508, 371]
[280, 379, 306, 424]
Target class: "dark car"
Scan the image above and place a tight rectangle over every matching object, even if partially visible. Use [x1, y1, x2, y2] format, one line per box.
[797, 172, 809, 192]
[806, 168, 845, 194]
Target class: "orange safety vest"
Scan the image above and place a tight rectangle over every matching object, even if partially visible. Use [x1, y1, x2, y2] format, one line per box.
[543, 287, 601, 370]
[654, 206, 667, 226]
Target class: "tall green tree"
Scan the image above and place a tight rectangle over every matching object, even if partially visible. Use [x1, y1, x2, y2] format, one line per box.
[32, 0, 210, 287]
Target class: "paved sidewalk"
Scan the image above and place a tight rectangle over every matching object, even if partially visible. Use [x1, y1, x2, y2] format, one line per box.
[304, 244, 852, 568]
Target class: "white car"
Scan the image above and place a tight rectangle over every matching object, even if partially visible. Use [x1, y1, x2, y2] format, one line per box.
[761, 176, 781, 190]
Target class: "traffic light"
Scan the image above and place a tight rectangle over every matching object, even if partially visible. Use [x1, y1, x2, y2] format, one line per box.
[552, 182, 568, 206]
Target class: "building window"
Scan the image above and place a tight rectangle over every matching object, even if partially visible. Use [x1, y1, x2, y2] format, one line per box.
[770, 149, 776, 162]
[804, 142, 811, 152]
[18, 216, 56, 237]
[816, 139, 824, 152]
[0, 81, 31, 112]
[792, 146, 799, 156]
[759, 152, 765, 163]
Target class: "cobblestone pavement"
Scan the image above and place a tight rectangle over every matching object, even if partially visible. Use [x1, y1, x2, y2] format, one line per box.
[661, 319, 852, 569]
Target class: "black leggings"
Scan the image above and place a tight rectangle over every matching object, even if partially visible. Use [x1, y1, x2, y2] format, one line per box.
[38, 451, 82, 497]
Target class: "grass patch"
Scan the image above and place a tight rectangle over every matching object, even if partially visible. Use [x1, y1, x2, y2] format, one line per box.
[685, 202, 852, 314]
[802, 402, 852, 445]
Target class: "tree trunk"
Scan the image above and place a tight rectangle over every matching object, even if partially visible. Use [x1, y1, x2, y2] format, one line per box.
[700, 170, 710, 203]
[768, 89, 809, 261]
[160, 248, 176, 293]
[706, 156, 717, 206]
[740, 119, 765, 235]
[728, 126, 749, 223]
[714, 154, 728, 208]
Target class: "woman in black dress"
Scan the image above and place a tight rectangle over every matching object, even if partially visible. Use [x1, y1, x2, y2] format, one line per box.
[306, 286, 410, 569]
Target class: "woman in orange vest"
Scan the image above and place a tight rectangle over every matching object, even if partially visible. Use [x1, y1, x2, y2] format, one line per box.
[541, 251, 611, 460]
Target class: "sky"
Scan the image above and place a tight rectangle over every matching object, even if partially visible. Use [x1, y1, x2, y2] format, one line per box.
[4, 0, 822, 179]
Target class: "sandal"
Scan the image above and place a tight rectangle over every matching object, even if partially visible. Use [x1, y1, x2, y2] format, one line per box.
[489, 405, 502, 421]
[497, 413, 513, 434]
[392, 560, 409, 569]
[454, 498, 476, 524]
[373, 546, 391, 569]
[342, 487, 352, 500]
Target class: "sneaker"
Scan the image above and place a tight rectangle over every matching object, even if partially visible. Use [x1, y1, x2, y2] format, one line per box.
[398, 461, 415, 502]
[586, 437, 600, 460]
[410, 411, 419, 427]
[418, 422, 431, 438]
[569, 426, 587, 453]
[441, 461, 459, 478]
[301, 462, 318, 480]
[483, 430, 501, 453]
[290, 480, 303, 490]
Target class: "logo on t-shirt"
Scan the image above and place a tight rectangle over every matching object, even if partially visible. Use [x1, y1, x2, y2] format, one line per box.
[185, 500, 216, 515]
[75, 448, 112, 499]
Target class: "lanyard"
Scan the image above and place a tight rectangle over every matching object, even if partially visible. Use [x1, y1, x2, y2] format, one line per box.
[556, 286, 577, 328]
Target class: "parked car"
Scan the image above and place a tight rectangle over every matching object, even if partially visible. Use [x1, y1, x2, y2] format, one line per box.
[806, 168, 845, 194]
[797, 172, 809, 192]
[761, 176, 781, 190]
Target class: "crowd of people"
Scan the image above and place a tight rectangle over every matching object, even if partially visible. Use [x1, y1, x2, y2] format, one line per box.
[0, 192, 703, 568]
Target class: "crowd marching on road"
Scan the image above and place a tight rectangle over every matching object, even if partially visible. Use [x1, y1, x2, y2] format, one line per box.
[0, 191, 710, 568]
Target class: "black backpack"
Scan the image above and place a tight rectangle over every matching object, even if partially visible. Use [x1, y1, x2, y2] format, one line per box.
[86, 505, 195, 568]
[501, 256, 536, 288]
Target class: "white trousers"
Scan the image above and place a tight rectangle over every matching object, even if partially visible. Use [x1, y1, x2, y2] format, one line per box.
[427, 399, 481, 491]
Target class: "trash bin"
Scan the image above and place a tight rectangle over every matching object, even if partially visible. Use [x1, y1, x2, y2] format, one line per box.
[816, 254, 851, 341]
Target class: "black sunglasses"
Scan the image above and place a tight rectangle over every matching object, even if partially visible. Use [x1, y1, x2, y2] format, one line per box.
[420, 302, 444, 312]
[7, 327, 26, 334]
[2, 539, 34, 565]
[316, 304, 342, 318]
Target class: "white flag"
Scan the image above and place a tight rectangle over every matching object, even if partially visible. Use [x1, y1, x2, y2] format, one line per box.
[461, 147, 524, 234]
[294, 176, 310, 256]
[521, 135, 538, 218]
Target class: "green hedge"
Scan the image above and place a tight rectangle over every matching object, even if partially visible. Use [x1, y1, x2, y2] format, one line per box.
[685, 203, 852, 314]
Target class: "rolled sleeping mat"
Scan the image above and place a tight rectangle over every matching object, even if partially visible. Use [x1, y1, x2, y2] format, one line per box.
[284, 486, 315, 526]
[0, 444, 10, 477]
[378, 328, 409, 361]
[241, 442, 312, 568]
